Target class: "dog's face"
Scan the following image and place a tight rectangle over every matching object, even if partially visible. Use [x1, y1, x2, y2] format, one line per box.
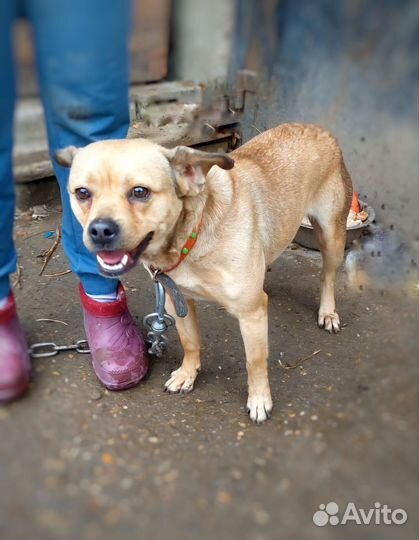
[55, 139, 233, 277]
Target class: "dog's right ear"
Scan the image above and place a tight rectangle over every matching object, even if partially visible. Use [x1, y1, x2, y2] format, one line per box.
[163, 146, 234, 197]
[54, 146, 79, 168]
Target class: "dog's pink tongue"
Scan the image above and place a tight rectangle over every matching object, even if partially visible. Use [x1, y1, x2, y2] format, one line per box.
[97, 250, 126, 264]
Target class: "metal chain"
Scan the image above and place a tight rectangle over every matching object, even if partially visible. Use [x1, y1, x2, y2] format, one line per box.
[28, 339, 90, 358]
[143, 278, 175, 357]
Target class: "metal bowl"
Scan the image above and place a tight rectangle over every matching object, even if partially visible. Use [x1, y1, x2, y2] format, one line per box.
[293, 202, 376, 250]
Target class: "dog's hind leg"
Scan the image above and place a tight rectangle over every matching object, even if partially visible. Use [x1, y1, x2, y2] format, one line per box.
[164, 296, 201, 393]
[309, 165, 352, 333]
[311, 216, 346, 333]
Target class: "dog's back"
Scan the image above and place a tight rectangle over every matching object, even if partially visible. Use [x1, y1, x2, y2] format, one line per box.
[229, 123, 352, 263]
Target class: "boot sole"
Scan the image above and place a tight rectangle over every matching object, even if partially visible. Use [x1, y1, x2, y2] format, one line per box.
[0, 377, 29, 403]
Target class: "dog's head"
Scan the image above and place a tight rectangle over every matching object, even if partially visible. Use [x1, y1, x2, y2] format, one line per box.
[55, 139, 233, 277]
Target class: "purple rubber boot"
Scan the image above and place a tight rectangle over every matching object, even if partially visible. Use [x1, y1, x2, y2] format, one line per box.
[80, 283, 148, 390]
[0, 293, 31, 403]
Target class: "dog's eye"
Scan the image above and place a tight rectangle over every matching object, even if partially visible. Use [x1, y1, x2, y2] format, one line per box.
[131, 186, 151, 201]
[75, 188, 91, 201]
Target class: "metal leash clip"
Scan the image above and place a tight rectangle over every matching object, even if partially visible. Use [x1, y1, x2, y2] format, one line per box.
[143, 276, 175, 358]
[28, 339, 90, 358]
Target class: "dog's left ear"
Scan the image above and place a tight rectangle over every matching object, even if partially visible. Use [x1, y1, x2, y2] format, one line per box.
[163, 146, 234, 197]
[54, 146, 79, 168]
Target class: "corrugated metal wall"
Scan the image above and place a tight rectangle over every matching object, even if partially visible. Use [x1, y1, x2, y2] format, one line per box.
[231, 0, 418, 240]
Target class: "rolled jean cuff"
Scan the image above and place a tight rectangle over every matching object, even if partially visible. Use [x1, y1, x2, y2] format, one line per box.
[78, 272, 119, 296]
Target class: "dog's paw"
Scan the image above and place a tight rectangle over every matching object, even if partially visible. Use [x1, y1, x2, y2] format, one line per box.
[318, 311, 340, 334]
[247, 392, 273, 424]
[164, 367, 198, 394]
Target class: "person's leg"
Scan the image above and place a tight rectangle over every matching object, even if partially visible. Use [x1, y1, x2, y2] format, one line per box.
[0, 1, 32, 402]
[27, 0, 131, 296]
[26, 0, 148, 389]
[0, 1, 18, 300]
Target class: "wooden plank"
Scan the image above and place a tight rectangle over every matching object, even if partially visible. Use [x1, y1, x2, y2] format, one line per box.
[130, 81, 202, 108]
[13, 82, 240, 183]
[14, 127, 237, 183]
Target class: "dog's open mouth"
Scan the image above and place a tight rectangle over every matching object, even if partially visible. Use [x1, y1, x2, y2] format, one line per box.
[96, 232, 154, 277]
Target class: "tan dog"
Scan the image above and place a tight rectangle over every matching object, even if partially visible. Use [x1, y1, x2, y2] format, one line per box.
[56, 123, 352, 423]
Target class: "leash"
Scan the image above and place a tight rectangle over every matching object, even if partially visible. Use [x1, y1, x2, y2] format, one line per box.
[142, 216, 203, 357]
[142, 267, 176, 357]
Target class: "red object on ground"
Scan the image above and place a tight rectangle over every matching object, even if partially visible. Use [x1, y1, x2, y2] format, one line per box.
[351, 192, 361, 213]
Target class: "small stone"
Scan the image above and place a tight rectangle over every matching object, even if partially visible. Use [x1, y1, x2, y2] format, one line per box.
[101, 452, 114, 465]
[121, 477, 133, 490]
[217, 490, 232, 505]
[82, 451, 93, 461]
[148, 436, 159, 444]
[230, 469, 243, 480]
[89, 390, 103, 401]
[278, 478, 291, 492]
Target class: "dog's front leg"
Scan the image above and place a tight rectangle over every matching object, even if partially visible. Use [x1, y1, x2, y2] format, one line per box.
[237, 292, 273, 423]
[164, 296, 201, 394]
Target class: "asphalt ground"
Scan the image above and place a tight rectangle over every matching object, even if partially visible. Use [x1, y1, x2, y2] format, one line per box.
[0, 204, 417, 540]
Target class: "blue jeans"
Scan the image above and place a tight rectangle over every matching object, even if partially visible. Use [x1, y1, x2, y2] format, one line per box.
[0, 0, 131, 298]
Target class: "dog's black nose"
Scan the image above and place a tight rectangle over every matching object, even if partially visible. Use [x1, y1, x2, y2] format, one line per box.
[88, 219, 119, 245]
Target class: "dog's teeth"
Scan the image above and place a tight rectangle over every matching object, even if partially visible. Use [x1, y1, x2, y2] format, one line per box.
[98, 259, 124, 272]
[121, 254, 129, 266]
[97, 255, 105, 265]
[109, 263, 121, 271]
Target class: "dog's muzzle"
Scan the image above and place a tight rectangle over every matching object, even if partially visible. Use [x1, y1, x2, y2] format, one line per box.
[95, 231, 154, 277]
